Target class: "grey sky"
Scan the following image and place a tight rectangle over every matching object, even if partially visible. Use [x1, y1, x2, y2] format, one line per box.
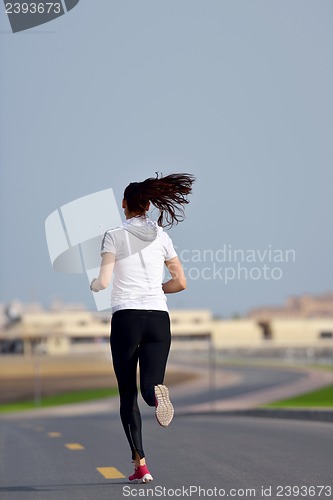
[0, 0, 332, 317]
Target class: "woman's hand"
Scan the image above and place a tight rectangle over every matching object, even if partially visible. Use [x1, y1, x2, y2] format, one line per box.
[90, 278, 99, 293]
[162, 257, 186, 293]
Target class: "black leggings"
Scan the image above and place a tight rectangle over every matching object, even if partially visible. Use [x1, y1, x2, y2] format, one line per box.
[110, 309, 171, 460]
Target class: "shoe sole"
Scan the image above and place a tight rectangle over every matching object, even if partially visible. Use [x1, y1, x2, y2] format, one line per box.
[129, 473, 153, 483]
[154, 384, 174, 427]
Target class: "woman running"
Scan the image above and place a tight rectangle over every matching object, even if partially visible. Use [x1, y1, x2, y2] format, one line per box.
[90, 173, 195, 483]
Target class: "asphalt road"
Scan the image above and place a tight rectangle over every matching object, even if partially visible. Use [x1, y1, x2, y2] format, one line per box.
[1, 364, 332, 500]
[169, 364, 307, 407]
[1, 412, 332, 500]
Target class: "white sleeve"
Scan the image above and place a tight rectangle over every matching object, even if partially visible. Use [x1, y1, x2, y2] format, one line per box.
[163, 232, 178, 261]
[101, 230, 116, 255]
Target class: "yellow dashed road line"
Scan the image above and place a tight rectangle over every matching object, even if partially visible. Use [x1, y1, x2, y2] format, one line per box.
[27, 428, 125, 479]
[65, 443, 85, 450]
[97, 467, 125, 479]
[39, 428, 124, 479]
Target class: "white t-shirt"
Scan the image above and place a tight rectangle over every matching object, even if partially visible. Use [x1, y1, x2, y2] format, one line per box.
[101, 216, 177, 313]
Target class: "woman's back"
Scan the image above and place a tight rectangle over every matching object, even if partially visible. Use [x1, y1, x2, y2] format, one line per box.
[101, 216, 177, 312]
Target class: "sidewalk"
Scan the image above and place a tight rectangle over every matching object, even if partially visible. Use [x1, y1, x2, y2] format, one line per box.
[175, 364, 333, 423]
[176, 364, 333, 411]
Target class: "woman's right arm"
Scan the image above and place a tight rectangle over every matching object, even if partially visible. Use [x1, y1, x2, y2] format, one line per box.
[90, 252, 115, 292]
[162, 257, 186, 293]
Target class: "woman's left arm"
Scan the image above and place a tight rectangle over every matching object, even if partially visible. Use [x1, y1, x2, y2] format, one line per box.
[90, 253, 115, 292]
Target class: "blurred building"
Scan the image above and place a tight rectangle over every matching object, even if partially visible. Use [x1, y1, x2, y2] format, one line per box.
[0, 303, 332, 356]
[247, 292, 333, 319]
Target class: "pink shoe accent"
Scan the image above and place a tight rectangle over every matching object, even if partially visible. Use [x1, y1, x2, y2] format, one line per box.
[129, 464, 153, 483]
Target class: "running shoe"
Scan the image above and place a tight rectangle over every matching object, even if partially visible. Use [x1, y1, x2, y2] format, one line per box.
[154, 384, 174, 427]
[129, 464, 153, 483]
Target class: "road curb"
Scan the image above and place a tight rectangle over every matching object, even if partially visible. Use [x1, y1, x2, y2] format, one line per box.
[177, 407, 333, 423]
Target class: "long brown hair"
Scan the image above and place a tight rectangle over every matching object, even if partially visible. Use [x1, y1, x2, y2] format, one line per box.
[124, 173, 195, 228]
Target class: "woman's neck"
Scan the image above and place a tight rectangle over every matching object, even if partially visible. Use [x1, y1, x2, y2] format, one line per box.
[126, 212, 146, 220]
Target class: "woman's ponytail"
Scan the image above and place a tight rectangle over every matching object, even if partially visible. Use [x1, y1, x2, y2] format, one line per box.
[124, 173, 195, 228]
